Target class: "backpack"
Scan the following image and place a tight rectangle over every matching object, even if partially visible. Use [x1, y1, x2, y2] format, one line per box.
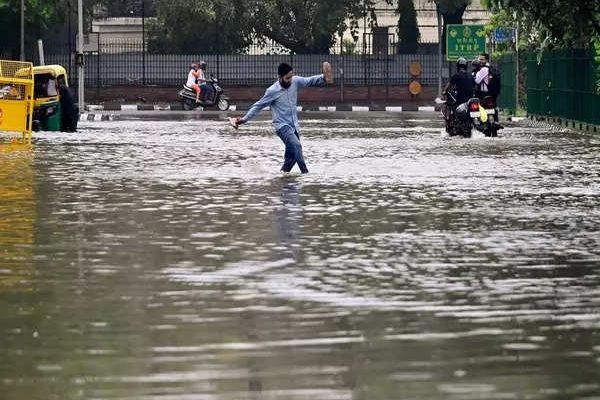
[487, 65, 501, 98]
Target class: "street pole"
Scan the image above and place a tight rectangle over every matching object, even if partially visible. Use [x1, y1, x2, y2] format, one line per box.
[20, 0, 25, 61]
[437, 7, 443, 96]
[77, 0, 84, 113]
[68, 1, 72, 81]
[37, 40, 45, 65]
[514, 24, 519, 112]
[142, 0, 145, 85]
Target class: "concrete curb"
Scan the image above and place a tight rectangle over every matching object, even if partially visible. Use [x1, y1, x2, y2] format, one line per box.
[524, 115, 600, 134]
[83, 104, 439, 113]
[79, 113, 117, 121]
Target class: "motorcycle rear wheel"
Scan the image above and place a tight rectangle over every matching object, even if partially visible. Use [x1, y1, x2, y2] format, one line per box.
[217, 97, 230, 111]
[182, 99, 194, 111]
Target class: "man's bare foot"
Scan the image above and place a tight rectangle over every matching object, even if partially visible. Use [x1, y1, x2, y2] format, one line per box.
[228, 117, 240, 129]
[322, 61, 333, 84]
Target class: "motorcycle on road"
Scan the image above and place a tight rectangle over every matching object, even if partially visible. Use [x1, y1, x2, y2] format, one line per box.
[178, 78, 230, 111]
[439, 91, 502, 138]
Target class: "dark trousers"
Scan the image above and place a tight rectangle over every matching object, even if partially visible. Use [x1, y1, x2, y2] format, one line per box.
[276, 127, 308, 173]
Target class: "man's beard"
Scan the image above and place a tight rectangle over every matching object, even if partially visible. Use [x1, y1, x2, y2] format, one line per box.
[280, 79, 291, 88]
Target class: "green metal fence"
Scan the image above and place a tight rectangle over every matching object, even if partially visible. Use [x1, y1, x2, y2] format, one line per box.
[527, 49, 600, 125]
[496, 53, 517, 113]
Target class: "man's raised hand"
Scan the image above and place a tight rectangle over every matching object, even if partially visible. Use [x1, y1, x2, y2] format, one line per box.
[322, 62, 333, 84]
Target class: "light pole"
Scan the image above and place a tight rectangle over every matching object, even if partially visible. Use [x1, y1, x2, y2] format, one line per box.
[514, 22, 519, 112]
[437, 4, 443, 96]
[20, 0, 25, 61]
[77, 0, 85, 112]
[142, 0, 145, 85]
[68, 0, 73, 80]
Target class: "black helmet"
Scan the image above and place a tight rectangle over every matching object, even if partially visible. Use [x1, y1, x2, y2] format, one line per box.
[456, 57, 467, 69]
[199, 60, 207, 68]
[471, 59, 481, 70]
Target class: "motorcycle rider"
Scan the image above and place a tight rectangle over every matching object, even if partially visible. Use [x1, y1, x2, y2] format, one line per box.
[478, 53, 501, 101]
[477, 53, 503, 130]
[197, 61, 214, 102]
[471, 58, 481, 80]
[442, 57, 473, 109]
[474, 54, 491, 99]
[186, 63, 202, 103]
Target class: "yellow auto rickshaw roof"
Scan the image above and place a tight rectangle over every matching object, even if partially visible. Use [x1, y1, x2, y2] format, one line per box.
[31, 65, 67, 77]
[15, 64, 67, 78]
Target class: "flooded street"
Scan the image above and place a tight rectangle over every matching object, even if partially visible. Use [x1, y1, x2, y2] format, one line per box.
[1, 112, 599, 399]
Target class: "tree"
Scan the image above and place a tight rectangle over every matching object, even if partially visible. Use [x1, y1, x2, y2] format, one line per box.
[147, 0, 255, 54]
[432, 0, 471, 54]
[0, 0, 137, 59]
[486, 0, 600, 49]
[394, 0, 419, 54]
[0, 0, 71, 58]
[253, 0, 376, 54]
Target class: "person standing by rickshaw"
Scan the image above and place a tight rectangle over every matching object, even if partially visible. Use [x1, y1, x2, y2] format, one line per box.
[56, 76, 77, 132]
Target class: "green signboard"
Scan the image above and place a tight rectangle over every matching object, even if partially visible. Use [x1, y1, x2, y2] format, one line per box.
[446, 24, 487, 61]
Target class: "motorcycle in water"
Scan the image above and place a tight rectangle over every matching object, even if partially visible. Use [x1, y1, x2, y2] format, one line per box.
[440, 91, 502, 138]
[178, 78, 230, 111]
[478, 96, 502, 137]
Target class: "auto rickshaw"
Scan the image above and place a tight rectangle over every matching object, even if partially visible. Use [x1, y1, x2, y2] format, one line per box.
[17, 65, 78, 132]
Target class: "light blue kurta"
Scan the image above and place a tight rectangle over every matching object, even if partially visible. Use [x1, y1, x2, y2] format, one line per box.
[240, 74, 325, 133]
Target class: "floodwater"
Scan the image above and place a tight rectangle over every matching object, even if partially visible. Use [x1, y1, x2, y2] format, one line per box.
[1, 112, 599, 400]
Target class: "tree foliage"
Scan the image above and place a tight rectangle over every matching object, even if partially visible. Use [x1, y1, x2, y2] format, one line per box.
[0, 0, 143, 58]
[147, 0, 255, 54]
[252, 0, 376, 54]
[0, 0, 71, 58]
[486, 0, 600, 49]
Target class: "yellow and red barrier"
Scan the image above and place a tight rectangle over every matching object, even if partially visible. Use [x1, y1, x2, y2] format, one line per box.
[0, 60, 34, 150]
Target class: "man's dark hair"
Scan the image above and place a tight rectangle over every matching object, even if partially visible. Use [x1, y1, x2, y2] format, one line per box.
[278, 63, 293, 77]
[480, 53, 490, 62]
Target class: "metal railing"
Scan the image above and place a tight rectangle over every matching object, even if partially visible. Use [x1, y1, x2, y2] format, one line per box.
[527, 49, 599, 125]
[39, 38, 445, 89]
[496, 53, 517, 113]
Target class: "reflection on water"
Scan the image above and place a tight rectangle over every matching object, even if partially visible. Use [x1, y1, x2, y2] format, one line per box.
[0, 152, 35, 291]
[0, 114, 599, 399]
[276, 180, 301, 259]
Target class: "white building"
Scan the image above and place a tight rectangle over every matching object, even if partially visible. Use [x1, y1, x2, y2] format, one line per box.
[84, 17, 155, 53]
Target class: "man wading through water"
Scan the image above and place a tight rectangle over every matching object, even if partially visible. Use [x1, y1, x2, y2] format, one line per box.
[230, 62, 333, 174]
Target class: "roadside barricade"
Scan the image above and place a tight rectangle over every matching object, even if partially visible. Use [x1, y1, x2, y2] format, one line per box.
[0, 60, 34, 151]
